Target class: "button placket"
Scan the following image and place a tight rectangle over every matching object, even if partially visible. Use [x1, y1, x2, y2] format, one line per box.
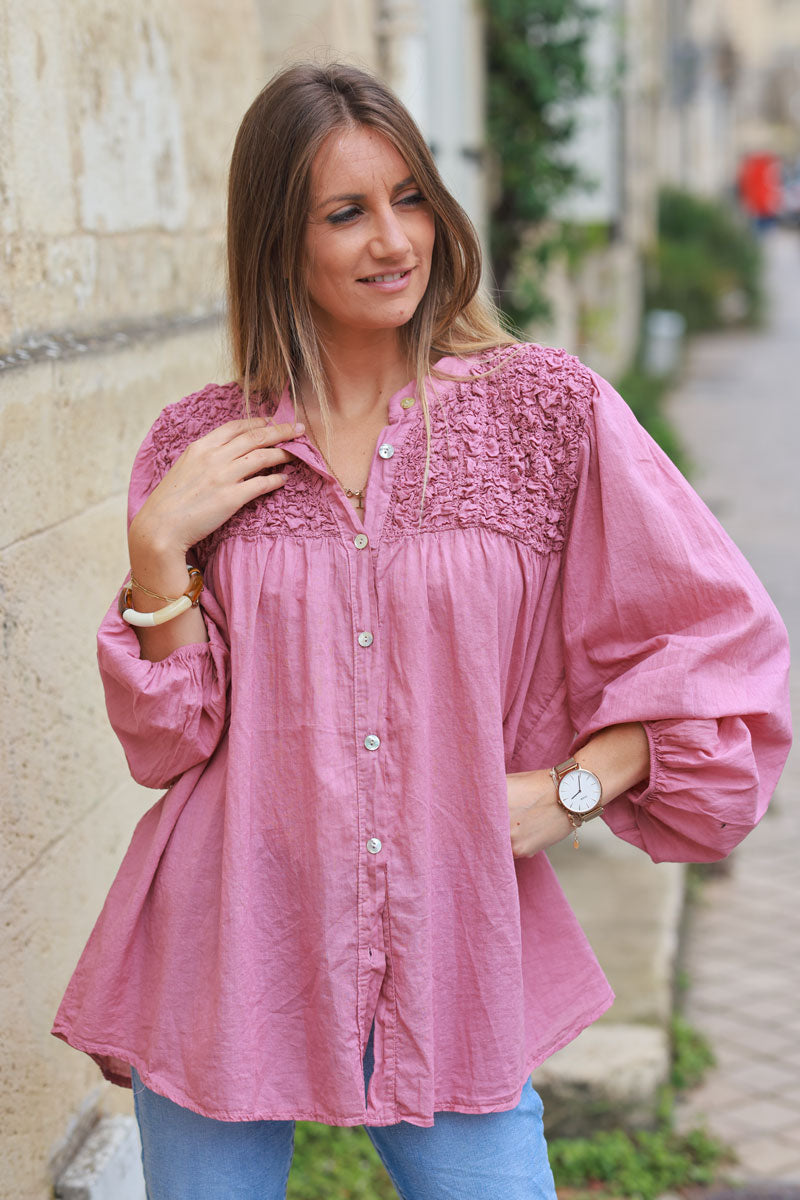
[349, 493, 389, 1045]
[346, 391, 421, 1070]
[330, 394, 414, 552]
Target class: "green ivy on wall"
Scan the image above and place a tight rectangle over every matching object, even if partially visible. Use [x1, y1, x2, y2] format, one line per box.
[485, 0, 597, 328]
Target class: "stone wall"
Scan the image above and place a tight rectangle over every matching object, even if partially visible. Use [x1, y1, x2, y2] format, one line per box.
[0, 3, 377, 1195]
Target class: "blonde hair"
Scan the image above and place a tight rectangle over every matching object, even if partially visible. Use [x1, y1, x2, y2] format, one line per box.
[226, 61, 518, 520]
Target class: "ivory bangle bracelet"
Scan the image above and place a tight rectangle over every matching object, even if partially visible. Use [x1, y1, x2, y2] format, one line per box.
[121, 594, 195, 627]
[119, 565, 204, 627]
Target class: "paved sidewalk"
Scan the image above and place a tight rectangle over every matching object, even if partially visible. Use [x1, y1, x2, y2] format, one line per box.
[669, 228, 800, 1183]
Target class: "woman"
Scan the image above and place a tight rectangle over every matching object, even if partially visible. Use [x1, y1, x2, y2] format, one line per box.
[52, 63, 791, 1199]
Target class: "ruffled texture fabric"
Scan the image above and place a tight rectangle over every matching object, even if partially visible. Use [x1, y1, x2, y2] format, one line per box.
[386, 345, 592, 550]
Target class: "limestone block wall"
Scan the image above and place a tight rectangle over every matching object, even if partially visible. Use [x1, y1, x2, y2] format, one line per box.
[1, 327, 231, 1196]
[0, 2, 378, 1195]
[3, 2, 249, 349]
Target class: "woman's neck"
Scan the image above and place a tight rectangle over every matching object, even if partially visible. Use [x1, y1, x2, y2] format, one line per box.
[301, 327, 414, 421]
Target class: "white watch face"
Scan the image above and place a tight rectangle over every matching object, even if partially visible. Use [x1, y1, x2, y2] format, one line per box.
[558, 769, 602, 813]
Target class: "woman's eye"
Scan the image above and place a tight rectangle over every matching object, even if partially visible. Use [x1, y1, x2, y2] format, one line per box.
[325, 193, 425, 225]
[327, 206, 361, 225]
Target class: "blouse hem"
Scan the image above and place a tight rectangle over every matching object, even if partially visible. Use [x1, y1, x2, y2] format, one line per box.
[51, 986, 614, 1127]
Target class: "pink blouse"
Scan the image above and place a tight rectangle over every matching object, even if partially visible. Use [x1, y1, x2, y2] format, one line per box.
[51, 343, 791, 1127]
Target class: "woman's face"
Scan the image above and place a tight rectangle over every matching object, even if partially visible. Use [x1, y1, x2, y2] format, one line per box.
[303, 125, 436, 342]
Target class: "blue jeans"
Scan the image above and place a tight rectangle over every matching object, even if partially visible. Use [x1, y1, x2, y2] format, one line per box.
[130, 1020, 557, 1199]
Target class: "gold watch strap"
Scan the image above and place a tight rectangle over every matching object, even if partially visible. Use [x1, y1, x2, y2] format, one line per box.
[562, 805, 604, 828]
[579, 807, 604, 823]
[550, 756, 578, 785]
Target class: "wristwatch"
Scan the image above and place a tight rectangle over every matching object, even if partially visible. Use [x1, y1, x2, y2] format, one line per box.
[550, 757, 604, 848]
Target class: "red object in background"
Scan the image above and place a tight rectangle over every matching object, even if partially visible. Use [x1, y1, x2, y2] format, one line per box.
[738, 153, 783, 218]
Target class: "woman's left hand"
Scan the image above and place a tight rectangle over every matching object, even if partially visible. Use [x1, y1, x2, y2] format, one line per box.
[507, 770, 574, 858]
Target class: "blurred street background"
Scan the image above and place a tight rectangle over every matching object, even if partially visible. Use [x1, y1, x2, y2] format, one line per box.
[668, 227, 800, 1185]
[1, 2, 798, 1197]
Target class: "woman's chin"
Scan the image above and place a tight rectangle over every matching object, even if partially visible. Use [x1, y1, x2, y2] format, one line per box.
[360, 295, 427, 330]
[319, 307, 422, 340]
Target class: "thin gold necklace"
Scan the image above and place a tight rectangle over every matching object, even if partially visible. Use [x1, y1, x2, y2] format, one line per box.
[298, 394, 369, 511]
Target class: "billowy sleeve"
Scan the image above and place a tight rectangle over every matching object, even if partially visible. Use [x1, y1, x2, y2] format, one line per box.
[561, 371, 791, 863]
[96, 418, 230, 790]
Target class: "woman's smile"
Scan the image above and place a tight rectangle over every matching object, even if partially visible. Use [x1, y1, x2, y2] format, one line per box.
[357, 267, 414, 290]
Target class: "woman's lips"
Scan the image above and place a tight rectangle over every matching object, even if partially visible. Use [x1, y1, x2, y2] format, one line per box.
[357, 268, 413, 292]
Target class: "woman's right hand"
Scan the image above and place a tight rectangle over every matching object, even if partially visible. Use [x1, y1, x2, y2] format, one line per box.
[125, 417, 304, 662]
[129, 417, 304, 561]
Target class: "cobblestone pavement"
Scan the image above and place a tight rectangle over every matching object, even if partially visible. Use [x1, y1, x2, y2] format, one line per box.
[668, 227, 800, 1183]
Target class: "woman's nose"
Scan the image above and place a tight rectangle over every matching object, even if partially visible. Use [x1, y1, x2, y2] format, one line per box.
[369, 207, 413, 258]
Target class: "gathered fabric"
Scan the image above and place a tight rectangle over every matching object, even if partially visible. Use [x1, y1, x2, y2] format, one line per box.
[51, 343, 791, 1128]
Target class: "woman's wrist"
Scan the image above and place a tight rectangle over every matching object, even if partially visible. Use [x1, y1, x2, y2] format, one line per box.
[125, 523, 209, 659]
[571, 722, 650, 803]
[128, 525, 192, 613]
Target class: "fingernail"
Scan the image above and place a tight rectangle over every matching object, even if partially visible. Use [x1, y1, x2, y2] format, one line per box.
[294, 422, 305, 434]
